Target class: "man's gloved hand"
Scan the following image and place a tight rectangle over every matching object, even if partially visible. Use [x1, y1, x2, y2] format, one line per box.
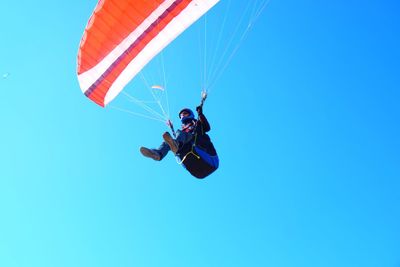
[196, 105, 203, 115]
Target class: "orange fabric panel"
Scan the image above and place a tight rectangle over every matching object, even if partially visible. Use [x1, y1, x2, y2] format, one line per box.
[78, 0, 163, 74]
[85, 0, 193, 106]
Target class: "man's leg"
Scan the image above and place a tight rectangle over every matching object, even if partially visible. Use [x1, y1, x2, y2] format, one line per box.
[140, 141, 171, 161]
[162, 132, 179, 153]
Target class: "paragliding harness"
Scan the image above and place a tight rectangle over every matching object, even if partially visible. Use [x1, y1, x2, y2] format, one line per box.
[167, 91, 219, 179]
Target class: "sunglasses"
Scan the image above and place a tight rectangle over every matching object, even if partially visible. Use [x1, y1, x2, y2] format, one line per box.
[180, 111, 190, 118]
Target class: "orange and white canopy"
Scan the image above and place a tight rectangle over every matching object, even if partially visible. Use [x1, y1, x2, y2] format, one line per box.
[77, 0, 219, 107]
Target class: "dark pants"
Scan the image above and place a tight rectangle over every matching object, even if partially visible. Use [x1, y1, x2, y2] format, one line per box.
[155, 131, 194, 160]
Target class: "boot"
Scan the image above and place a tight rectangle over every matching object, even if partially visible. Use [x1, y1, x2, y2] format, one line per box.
[140, 147, 161, 161]
[162, 132, 179, 153]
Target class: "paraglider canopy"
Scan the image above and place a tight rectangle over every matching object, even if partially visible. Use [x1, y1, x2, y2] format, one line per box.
[77, 0, 220, 107]
[151, 85, 165, 91]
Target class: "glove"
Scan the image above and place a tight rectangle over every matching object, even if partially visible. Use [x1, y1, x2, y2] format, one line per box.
[196, 105, 203, 115]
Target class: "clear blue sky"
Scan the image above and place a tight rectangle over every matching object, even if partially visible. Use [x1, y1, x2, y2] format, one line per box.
[1, 1, 400, 267]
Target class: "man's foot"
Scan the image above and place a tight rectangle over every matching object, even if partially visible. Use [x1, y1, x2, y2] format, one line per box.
[140, 147, 161, 161]
[162, 132, 179, 153]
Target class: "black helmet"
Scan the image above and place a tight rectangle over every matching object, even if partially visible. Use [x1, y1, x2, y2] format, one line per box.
[178, 108, 195, 124]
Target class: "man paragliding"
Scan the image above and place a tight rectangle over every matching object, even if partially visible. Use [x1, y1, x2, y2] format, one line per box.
[77, 0, 266, 178]
[140, 100, 219, 179]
